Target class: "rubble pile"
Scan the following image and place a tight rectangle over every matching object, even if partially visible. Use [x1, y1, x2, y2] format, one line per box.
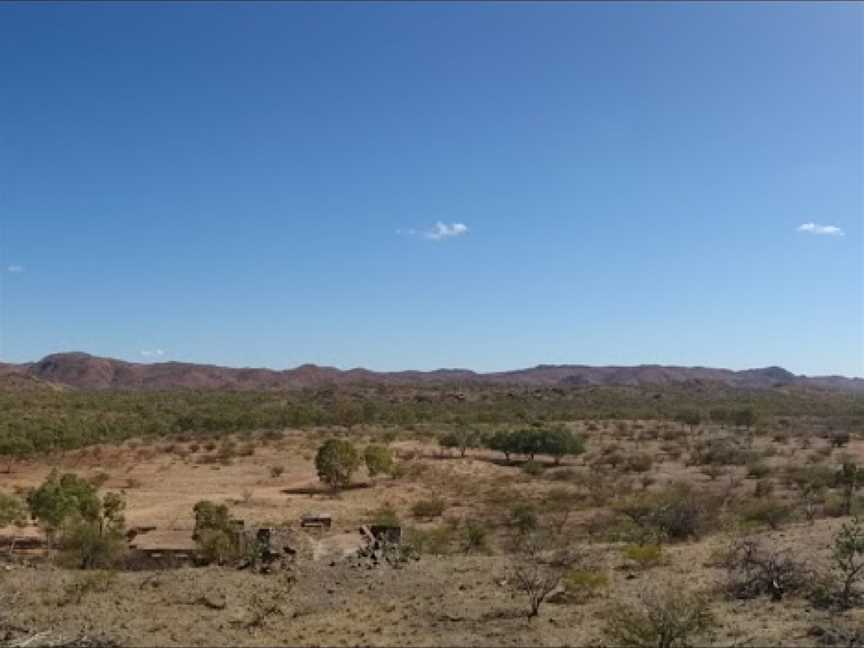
[348, 525, 419, 569]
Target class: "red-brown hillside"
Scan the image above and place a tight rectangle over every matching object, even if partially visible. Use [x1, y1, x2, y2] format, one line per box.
[0, 352, 861, 393]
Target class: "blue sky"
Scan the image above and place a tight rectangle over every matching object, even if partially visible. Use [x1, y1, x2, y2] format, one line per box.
[0, 2, 861, 376]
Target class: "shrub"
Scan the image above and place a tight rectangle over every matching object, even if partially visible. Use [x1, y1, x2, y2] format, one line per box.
[674, 409, 702, 433]
[508, 531, 581, 617]
[509, 502, 539, 535]
[439, 429, 479, 457]
[832, 516, 864, 609]
[701, 465, 726, 481]
[405, 525, 454, 555]
[690, 438, 750, 467]
[269, 465, 285, 479]
[746, 461, 771, 479]
[411, 498, 446, 519]
[626, 453, 654, 473]
[722, 538, 809, 601]
[522, 460, 545, 477]
[369, 504, 400, 526]
[835, 462, 864, 517]
[739, 498, 793, 530]
[88, 472, 111, 488]
[192, 500, 242, 564]
[61, 570, 117, 606]
[58, 509, 128, 570]
[541, 426, 586, 465]
[623, 544, 663, 570]
[547, 468, 577, 481]
[785, 464, 834, 492]
[753, 479, 774, 498]
[603, 585, 716, 648]
[462, 520, 489, 554]
[615, 482, 713, 543]
[0, 492, 27, 528]
[315, 439, 361, 489]
[26, 470, 101, 538]
[825, 494, 852, 518]
[559, 568, 609, 604]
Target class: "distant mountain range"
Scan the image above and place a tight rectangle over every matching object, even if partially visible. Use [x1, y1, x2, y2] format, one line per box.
[0, 352, 862, 393]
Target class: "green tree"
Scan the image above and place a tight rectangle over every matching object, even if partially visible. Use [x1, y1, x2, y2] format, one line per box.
[0, 433, 34, 473]
[0, 492, 27, 555]
[364, 444, 394, 479]
[439, 429, 477, 458]
[26, 470, 127, 568]
[487, 429, 516, 462]
[315, 439, 361, 489]
[334, 399, 363, 431]
[540, 427, 586, 465]
[192, 500, 243, 564]
[26, 470, 101, 539]
[61, 491, 127, 569]
[514, 428, 544, 461]
[0, 492, 27, 528]
[192, 500, 233, 535]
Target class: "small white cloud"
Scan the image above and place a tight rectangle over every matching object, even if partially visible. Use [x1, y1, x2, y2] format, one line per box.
[424, 222, 468, 240]
[797, 222, 845, 236]
[397, 222, 469, 241]
[6, 265, 24, 273]
[140, 349, 165, 358]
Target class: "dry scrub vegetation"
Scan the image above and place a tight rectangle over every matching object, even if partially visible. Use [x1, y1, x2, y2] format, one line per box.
[1, 391, 864, 646]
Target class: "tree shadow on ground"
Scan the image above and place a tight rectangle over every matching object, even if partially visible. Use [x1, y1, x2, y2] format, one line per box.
[281, 482, 373, 496]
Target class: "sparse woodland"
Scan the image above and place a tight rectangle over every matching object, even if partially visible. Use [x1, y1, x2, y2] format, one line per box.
[1, 383, 864, 646]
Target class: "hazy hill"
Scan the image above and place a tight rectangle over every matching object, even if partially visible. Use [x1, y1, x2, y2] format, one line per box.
[0, 352, 861, 393]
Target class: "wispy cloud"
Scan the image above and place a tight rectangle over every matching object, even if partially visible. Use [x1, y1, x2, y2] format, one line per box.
[140, 349, 165, 358]
[797, 222, 845, 237]
[398, 222, 469, 241]
[424, 222, 468, 240]
[6, 265, 24, 273]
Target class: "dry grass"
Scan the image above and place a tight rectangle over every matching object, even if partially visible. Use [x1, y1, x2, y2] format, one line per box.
[1, 420, 863, 645]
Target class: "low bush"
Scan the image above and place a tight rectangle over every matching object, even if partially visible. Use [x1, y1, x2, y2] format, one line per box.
[60, 570, 117, 606]
[88, 472, 111, 488]
[405, 525, 454, 555]
[739, 498, 793, 530]
[559, 568, 609, 604]
[753, 479, 774, 498]
[411, 498, 446, 519]
[614, 482, 715, 543]
[746, 461, 771, 479]
[509, 502, 539, 534]
[522, 460, 545, 477]
[462, 520, 490, 553]
[690, 438, 751, 467]
[603, 585, 716, 648]
[721, 538, 809, 601]
[369, 504, 400, 526]
[623, 543, 663, 570]
[625, 453, 654, 473]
